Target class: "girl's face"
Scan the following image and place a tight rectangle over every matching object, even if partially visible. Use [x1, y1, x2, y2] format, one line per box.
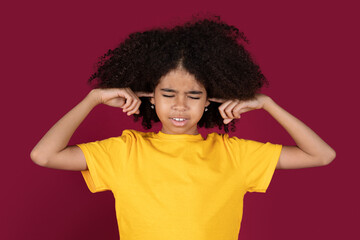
[150, 68, 210, 135]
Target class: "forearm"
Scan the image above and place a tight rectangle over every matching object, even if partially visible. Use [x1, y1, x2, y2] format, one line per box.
[31, 90, 99, 165]
[263, 97, 336, 163]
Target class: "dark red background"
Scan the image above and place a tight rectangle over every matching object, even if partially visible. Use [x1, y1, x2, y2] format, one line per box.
[1, 0, 358, 239]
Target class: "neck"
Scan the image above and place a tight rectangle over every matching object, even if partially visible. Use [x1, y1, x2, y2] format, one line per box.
[160, 126, 199, 135]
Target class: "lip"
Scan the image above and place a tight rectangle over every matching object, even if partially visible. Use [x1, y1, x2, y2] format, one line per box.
[169, 117, 189, 119]
[169, 117, 188, 127]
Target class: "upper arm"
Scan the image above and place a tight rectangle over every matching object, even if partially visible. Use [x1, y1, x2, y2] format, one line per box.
[32, 145, 88, 171]
[276, 145, 330, 169]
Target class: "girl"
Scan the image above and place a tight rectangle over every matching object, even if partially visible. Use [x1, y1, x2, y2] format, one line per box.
[30, 15, 336, 240]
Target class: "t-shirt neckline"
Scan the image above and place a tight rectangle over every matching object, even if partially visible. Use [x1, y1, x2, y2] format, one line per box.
[155, 131, 204, 141]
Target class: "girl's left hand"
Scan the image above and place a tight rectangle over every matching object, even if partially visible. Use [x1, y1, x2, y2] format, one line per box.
[209, 93, 270, 124]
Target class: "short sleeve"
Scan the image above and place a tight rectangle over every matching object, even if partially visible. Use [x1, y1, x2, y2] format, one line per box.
[235, 138, 282, 193]
[77, 135, 129, 193]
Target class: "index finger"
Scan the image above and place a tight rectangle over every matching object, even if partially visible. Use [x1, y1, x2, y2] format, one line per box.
[208, 97, 226, 103]
[135, 92, 154, 98]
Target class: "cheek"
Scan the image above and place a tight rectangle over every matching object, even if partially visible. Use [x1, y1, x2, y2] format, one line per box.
[154, 102, 170, 119]
[192, 102, 206, 117]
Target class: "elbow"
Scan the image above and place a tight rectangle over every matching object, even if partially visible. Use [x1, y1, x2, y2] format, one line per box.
[322, 148, 336, 166]
[30, 148, 49, 167]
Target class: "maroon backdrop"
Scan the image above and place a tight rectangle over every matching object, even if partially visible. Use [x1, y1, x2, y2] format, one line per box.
[1, 0, 358, 239]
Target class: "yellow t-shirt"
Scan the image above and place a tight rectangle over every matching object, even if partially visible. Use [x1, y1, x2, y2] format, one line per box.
[77, 129, 282, 240]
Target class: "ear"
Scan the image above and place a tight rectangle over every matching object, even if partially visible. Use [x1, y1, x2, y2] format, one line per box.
[150, 97, 155, 105]
[205, 99, 210, 107]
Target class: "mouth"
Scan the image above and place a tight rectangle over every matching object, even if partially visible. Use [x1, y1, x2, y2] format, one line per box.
[169, 117, 188, 127]
[171, 117, 186, 121]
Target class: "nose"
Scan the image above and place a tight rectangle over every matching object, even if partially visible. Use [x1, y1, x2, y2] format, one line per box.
[172, 95, 188, 111]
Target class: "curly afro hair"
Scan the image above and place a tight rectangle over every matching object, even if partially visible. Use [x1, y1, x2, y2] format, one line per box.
[88, 14, 268, 132]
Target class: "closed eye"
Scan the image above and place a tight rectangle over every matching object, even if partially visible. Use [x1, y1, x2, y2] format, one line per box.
[162, 95, 200, 100]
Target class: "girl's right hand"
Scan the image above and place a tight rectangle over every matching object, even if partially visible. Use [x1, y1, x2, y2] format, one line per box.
[90, 88, 153, 115]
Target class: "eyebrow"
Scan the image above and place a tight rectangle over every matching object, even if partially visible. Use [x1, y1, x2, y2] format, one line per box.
[160, 88, 203, 94]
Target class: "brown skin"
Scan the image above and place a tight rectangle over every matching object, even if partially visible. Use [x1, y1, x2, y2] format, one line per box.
[30, 88, 152, 171]
[209, 94, 336, 169]
[30, 69, 335, 171]
[150, 68, 210, 135]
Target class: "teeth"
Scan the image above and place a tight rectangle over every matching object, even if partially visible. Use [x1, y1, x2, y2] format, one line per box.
[173, 118, 185, 122]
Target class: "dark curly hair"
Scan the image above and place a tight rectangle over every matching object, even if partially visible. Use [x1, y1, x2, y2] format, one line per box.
[88, 14, 268, 132]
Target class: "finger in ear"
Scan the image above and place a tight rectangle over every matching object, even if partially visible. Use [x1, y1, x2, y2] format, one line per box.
[223, 118, 232, 124]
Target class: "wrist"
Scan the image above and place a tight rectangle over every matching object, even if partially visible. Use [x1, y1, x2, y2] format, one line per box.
[262, 95, 275, 111]
[85, 89, 102, 107]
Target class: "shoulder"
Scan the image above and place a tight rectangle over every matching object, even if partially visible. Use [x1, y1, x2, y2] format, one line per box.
[206, 132, 276, 151]
[206, 132, 247, 144]
[120, 129, 155, 140]
[85, 129, 151, 145]
[81, 130, 154, 150]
